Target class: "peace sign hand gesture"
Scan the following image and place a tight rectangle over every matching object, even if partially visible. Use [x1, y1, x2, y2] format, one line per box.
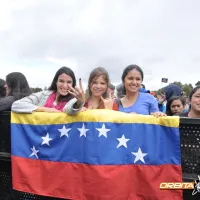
[100, 92, 114, 110]
[68, 78, 85, 106]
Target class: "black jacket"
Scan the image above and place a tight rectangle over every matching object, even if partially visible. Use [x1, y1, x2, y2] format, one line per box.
[0, 96, 15, 112]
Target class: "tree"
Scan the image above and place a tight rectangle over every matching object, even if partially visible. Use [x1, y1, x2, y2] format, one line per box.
[44, 86, 48, 90]
[171, 81, 183, 88]
[182, 84, 193, 96]
[31, 87, 42, 93]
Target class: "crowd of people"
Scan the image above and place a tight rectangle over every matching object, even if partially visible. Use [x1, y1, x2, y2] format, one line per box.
[0, 64, 200, 118]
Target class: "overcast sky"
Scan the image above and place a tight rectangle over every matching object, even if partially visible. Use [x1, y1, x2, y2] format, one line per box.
[0, 0, 200, 90]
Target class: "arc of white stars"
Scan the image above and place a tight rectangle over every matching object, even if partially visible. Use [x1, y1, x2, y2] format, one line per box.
[41, 133, 53, 146]
[77, 123, 89, 137]
[30, 146, 39, 159]
[96, 123, 110, 138]
[131, 147, 147, 163]
[116, 134, 130, 148]
[58, 125, 71, 137]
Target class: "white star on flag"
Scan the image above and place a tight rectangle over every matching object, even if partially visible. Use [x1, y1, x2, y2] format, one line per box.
[41, 133, 53, 146]
[131, 147, 147, 163]
[30, 146, 39, 159]
[58, 125, 71, 137]
[116, 134, 130, 148]
[96, 123, 110, 138]
[77, 123, 89, 137]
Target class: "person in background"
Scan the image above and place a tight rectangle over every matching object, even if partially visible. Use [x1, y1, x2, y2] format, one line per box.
[0, 72, 31, 112]
[107, 83, 116, 99]
[166, 96, 185, 116]
[82, 67, 118, 111]
[181, 91, 187, 101]
[116, 64, 165, 116]
[163, 84, 182, 100]
[116, 83, 125, 98]
[179, 86, 200, 118]
[12, 67, 84, 115]
[157, 92, 167, 113]
[0, 79, 6, 98]
[184, 97, 190, 112]
[158, 84, 182, 112]
[149, 91, 157, 99]
[181, 91, 190, 112]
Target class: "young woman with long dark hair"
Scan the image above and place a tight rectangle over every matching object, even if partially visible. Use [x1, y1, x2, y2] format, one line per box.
[12, 67, 85, 115]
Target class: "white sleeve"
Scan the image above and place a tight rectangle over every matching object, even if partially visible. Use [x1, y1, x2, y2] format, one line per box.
[11, 91, 46, 113]
[63, 98, 84, 115]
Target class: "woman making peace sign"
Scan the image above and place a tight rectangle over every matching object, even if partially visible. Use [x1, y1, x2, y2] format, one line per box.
[12, 66, 85, 115]
[82, 67, 118, 111]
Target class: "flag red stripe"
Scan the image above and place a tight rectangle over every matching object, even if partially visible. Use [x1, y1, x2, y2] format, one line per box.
[12, 156, 182, 200]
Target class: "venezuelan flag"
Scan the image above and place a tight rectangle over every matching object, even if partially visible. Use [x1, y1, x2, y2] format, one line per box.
[11, 110, 182, 200]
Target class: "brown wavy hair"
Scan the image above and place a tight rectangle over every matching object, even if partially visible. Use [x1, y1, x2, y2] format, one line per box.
[87, 67, 110, 99]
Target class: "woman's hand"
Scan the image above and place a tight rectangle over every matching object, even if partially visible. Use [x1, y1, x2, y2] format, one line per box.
[68, 78, 85, 106]
[158, 94, 166, 104]
[36, 107, 61, 113]
[151, 112, 166, 117]
[100, 92, 114, 110]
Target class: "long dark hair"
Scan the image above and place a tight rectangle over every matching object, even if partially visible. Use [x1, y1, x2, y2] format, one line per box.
[6, 72, 32, 100]
[49, 66, 76, 102]
[188, 86, 200, 112]
[0, 79, 6, 98]
[87, 67, 110, 99]
[189, 86, 200, 100]
[121, 64, 144, 95]
[166, 96, 185, 116]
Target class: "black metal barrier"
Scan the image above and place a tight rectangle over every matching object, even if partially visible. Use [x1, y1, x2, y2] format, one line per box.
[0, 112, 200, 200]
[180, 118, 200, 200]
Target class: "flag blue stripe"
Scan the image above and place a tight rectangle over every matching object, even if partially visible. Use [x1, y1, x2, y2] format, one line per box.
[11, 122, 181, 165]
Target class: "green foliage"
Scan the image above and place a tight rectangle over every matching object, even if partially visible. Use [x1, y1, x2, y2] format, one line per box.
[171, 81, 182, 88]
[155, 89, 162, 95]
[31, 87, 43, 93]
[181, 84, 193, 96]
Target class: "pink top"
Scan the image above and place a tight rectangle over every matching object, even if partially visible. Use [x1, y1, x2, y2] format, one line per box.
[43, 92, 66, 111]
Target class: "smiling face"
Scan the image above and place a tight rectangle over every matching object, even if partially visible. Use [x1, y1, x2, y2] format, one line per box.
[190, 88, 200, 112]
[90, 75, 107, 97]
[56, 73, 73, 96]
[123, 69, 142, 93]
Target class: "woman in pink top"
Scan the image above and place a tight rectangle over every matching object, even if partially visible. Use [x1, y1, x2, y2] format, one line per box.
[12, 66, 85, 115]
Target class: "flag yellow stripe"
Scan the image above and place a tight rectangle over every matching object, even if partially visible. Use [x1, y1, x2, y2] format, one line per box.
[11, 110, 179, 128]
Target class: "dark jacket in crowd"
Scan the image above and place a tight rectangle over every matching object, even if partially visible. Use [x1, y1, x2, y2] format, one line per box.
[0, 96, 15, 112]
[163, 84, 182, 101]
